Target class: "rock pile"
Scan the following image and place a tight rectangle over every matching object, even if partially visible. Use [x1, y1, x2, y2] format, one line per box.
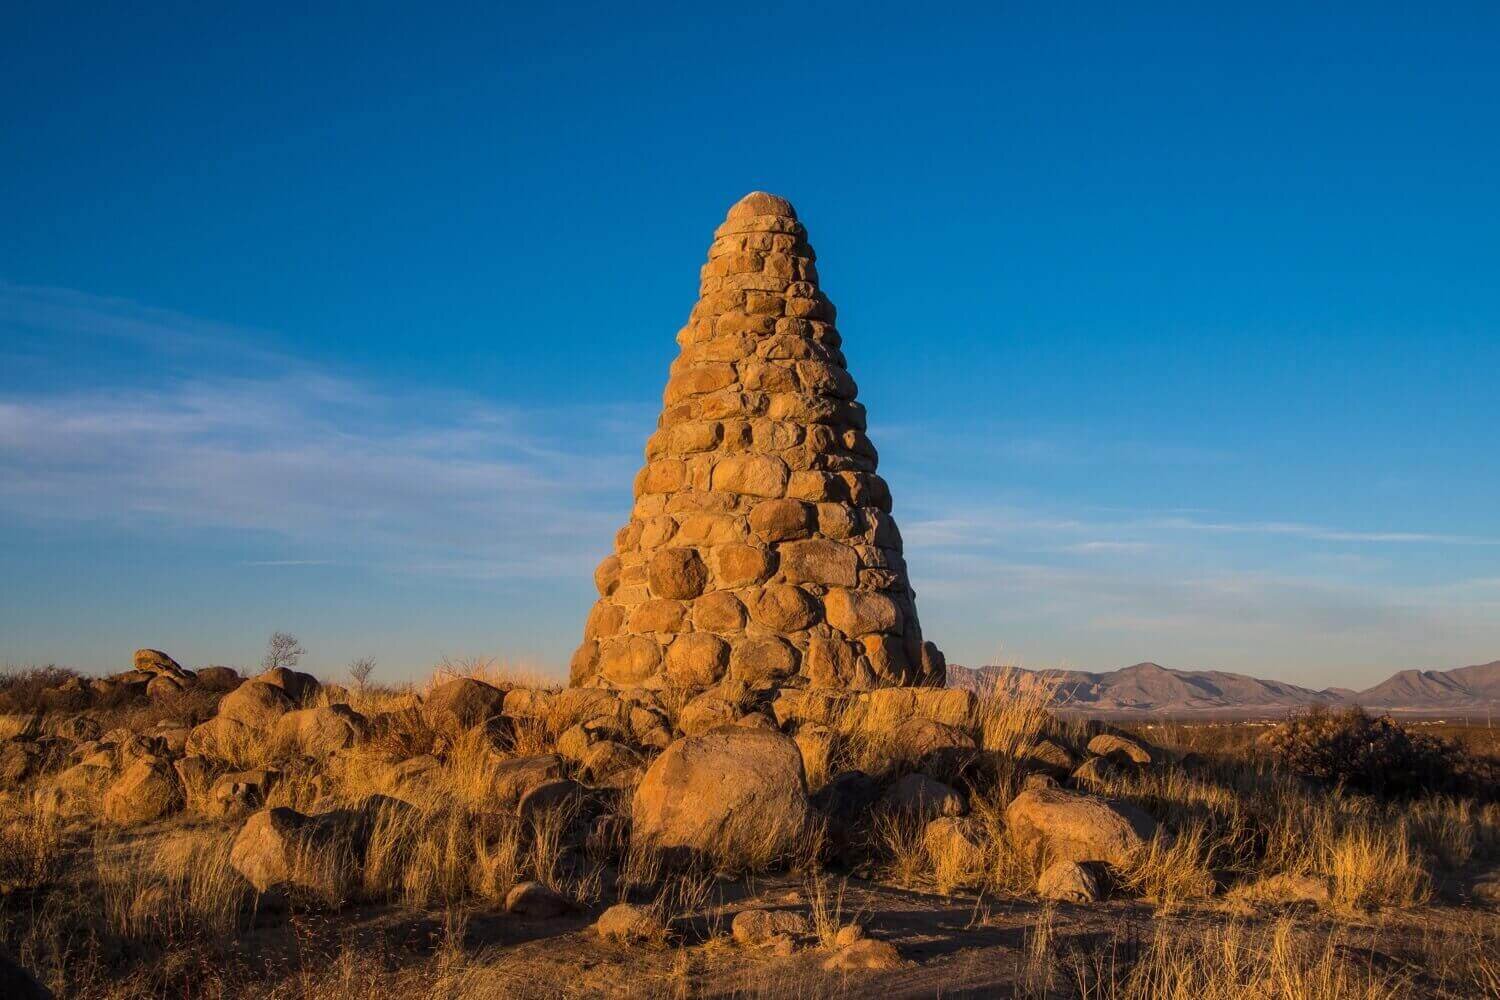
[573, 192, 943, 694]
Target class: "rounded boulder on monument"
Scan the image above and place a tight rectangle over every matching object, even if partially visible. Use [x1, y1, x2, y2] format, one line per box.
[571, 191, 945, 696]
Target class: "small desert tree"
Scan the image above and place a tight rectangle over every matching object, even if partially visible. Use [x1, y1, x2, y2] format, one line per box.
[262, 631, 306, 671]
[348, 656, 376, 689]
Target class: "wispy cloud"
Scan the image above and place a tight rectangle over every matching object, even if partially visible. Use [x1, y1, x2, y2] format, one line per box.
[1160, 517, 1500, 546]
[0, 285, 644, 580]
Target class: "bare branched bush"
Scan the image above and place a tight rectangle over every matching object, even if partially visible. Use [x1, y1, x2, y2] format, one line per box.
[262, 631, 306, 671]
[347, 656, 376, 689]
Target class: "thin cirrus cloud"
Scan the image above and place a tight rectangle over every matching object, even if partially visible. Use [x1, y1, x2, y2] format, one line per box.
[3, 282, 1497, 682]
[0, 283, 646, 580]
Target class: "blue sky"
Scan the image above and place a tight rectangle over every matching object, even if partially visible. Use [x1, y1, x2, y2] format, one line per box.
[3, 4, 1497, 688]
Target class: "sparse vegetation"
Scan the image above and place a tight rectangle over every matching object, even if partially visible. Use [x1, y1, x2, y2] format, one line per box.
[1, 659, 1497, 998]
[262, 631, 306, 671]
[1260, 705, 1495, 798]
[348, 655, 377, 689]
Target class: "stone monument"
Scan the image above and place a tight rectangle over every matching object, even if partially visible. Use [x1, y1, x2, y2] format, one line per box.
[571, 192, 944, 693]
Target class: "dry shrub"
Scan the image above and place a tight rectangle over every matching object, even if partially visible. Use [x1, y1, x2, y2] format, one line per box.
[967, 786, 1042, 897]
[1117, 824, 1218, 913]
[872, 809, 928, 889]
[1261, 706, 1491, 799]
[428, 655, 555, 692]
[0, 665, 83, 713]
[1324, 823, 1431, 912]
[0, 797, 70, 890]
[804, 873, 856, 949]
[972, 669, 1060, 759]
[99, 829, 254, 940]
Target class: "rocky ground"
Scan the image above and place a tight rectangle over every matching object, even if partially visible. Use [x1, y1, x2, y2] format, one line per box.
[1, 652, 1498, 998]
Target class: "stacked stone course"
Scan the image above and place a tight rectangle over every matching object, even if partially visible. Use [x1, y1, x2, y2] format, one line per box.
[571, 192, 944, 693]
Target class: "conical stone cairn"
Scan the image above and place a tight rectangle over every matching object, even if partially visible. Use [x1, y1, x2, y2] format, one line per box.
[572, 192, 945, 693]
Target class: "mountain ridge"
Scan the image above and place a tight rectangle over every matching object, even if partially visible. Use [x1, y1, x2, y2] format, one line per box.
[947, 659, 1500, 716]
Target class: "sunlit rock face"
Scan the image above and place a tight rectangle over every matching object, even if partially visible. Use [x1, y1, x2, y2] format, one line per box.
[571, 192, 944, 695]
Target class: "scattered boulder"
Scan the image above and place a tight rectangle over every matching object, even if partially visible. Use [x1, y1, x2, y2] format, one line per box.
[595, 902, 664, 944]
[1023, 738, 1078, 775]
[1004, 786, 1158, 867]
[887, 718, 975, 762]
[423, 678, 507, 732]
[862, 687, 973, 731]
[186, 716, 255, 759]
[194, 666, 243, 691]
[146, 674, 186, 700]
[1087, 733, 1152, 766]
[217, 681, 296, 730]
[632, 729, 810, 862]
[1070, 756, 1119, 789]
[732, 908, 809, 947]
[504, 881, 572, 918]
[491, 754, 567, 806]
[205, 769, 280, 820]
[103, 759, 185, 825]
[822, 937, 902, 971]
[270, 705, 368, 758]
[880, 773, 965, 822]
[133, 648, 187, 676]
[254, 667, 321, 705]
[1036, 860, 1102, 903]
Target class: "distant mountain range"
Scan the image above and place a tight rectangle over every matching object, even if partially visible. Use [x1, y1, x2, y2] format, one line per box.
[946, 659, 1500, 717]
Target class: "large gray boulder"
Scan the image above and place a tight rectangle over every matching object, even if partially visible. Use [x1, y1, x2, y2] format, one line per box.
[632, 729, 810, 863]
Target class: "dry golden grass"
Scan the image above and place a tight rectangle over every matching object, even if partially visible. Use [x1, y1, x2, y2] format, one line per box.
[1117, 823, 1218, 913]
[1069, 918, 1417, 999]
[3, 663, 1500, 998]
